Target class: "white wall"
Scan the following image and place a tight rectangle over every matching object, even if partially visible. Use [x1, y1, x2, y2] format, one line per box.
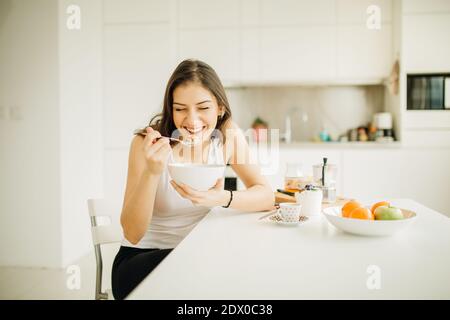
[58, 0, 103, 267]
[0, 0, 61, 267]
[0, 0, 104, 268]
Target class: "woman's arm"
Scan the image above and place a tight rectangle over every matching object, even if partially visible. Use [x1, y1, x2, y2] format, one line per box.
[225, 121, 275, 212]
[225, 165, 274, 212]
[120, 128, 171, 244]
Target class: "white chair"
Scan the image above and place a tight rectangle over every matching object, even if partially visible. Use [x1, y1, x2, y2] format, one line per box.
[87, 199, 123, 300]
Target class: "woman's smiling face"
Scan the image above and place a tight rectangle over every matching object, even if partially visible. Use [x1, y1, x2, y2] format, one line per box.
[172, 82, 223, 143]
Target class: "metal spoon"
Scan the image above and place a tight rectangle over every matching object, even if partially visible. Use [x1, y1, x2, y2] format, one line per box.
[140, 132, 199, 147]
[161, 136, 199, 147]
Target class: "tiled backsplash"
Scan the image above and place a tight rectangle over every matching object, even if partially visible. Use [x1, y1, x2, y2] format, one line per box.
[226, 85, 385, 142]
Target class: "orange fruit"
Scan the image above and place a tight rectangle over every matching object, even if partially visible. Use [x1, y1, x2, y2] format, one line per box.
[349, 207, 374, 220]
[342, 200, 362, 218]
[371, 201, 390, 215]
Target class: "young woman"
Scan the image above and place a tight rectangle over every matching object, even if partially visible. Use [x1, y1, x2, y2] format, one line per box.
[112, 59, 274, 300]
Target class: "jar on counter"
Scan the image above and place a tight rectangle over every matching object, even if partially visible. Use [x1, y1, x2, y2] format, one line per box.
[284, 163, 304, 193]
[348, 128, 358, 142]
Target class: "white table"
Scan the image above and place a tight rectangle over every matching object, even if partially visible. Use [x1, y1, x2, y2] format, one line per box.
[127, 199, 450, 299]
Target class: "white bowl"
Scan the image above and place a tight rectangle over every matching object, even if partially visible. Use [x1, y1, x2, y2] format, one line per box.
[168, 163, 226, 191]
[322, 206, 417, 237]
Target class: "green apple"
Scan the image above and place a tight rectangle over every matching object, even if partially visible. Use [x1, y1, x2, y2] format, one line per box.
[374, 205, 404, 220]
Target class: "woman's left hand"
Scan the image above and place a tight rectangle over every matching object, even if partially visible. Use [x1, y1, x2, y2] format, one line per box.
[170, 178, 230, 207]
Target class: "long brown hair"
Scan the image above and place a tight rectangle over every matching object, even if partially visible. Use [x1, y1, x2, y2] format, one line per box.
[135, 59, 232, 144]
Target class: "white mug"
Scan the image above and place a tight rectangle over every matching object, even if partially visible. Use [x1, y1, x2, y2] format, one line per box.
[295, 188, 323, 217]
[278, 203, 302, 223]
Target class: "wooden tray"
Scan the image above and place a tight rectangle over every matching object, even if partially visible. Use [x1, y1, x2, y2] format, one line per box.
[274, 191, 296, 203]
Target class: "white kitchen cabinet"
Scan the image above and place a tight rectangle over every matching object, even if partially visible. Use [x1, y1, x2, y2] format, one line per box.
[337, 25, 392, 80]
[241, 0, 260, 26]
[403, 111, 450, 130]
[104, 25, 173, 149]
[260, 26, 335, 82]
[241, 28, 260, 81]
[175, 0, 395, 84]
[258, 0, 394, 83]
[177, 0, 252, 84]
[402, 14, 450, 72]
[398, 0, 450, 150]
[260, 0, 336, 25]
[178, 28, 240, 84]
[401, 129, 450, 148]
[337, 0, 392, 23]
[178, 0, 240, 28]
[103, 0, 170, 24]
[336, 0, 393, 80]
[402, 0, 450, 14]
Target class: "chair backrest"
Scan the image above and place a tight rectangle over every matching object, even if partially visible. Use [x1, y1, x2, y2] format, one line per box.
[87, 199, 123, 245]
[87, 199, 123, 300]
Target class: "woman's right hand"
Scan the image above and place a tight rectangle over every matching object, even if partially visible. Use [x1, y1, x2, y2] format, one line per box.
[142, 127, 172, 175]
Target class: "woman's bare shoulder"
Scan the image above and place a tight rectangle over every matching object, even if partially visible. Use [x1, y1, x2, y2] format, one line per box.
[128, 134, 146, 160]
[223, 119, 240, 130]
[126, 135, 148, 177]
[131, 133, 145, 146]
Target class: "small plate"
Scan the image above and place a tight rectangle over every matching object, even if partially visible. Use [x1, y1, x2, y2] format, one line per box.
[268, 214, 309, 226]
[276, 220, 300, 226]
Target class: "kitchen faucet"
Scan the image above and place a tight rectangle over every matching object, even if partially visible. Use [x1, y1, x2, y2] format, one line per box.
[280, 108, 295, 143]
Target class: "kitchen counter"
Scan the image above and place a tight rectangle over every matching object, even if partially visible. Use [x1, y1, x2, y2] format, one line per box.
[278, 141, 402, 149]
[127, 199, 450, 299]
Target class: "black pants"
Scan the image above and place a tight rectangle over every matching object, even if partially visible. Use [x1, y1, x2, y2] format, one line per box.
[111, 246, 173, 300]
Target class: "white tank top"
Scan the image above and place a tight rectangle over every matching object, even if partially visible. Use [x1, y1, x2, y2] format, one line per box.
[121, 137, 226, 249]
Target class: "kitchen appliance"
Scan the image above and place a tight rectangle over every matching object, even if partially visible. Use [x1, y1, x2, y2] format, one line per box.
[407, 73, 450, 110]
[373, 112, 394, 142]
[280, 115, 292, 143]
[312, 158, 337, 204]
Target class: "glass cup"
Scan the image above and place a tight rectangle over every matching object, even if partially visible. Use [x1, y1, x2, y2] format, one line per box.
[284, 163, 303, 193]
